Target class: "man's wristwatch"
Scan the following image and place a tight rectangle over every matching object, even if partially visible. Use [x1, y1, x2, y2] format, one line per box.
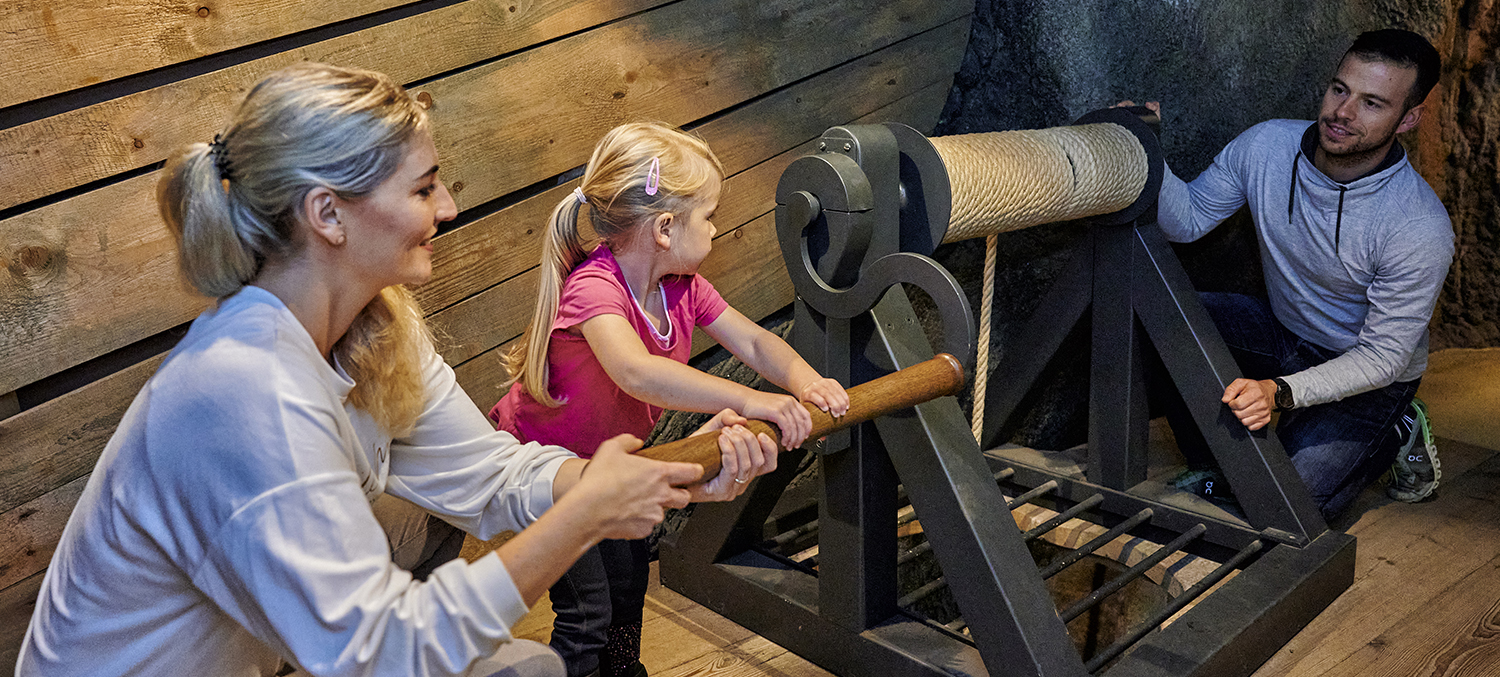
[1272, 377, 1295, 411]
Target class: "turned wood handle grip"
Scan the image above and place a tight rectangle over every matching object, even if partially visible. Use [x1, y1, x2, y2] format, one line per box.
[636, 354, 965, 481]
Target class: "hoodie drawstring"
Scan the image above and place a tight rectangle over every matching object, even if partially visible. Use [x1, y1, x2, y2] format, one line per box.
[1287, 152, 1300, 223]
[1288, 151, 1347, 254]
[1335, 186, 1346, 253]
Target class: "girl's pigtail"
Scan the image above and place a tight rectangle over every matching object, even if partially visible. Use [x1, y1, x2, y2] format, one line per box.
[504, 188, 591, 406]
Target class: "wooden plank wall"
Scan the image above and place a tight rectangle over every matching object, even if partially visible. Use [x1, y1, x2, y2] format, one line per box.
[0, 0, 971, 667]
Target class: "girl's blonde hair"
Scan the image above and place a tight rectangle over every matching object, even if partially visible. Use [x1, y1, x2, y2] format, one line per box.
[505, 122, 724, 406]
[157, 62, 433, 436]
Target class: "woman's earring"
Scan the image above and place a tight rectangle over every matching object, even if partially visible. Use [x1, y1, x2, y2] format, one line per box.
[335, 233, 347, 246]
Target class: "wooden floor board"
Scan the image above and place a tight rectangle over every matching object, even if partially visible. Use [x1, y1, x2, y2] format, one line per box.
[1323, 549, 1500, 677]
[1253, 438, 1500, 677]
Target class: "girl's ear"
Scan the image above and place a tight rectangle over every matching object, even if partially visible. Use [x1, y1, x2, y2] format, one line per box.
[301, 187, 346, 247]
[651, 212, 674, 251]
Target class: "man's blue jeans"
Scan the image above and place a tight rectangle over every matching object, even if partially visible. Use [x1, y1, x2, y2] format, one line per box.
[1165, 292, 1419, 521]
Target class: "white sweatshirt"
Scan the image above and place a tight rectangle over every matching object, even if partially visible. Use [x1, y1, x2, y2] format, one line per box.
[1158, 120, 1454, 406]
[18, 286, 576, 677]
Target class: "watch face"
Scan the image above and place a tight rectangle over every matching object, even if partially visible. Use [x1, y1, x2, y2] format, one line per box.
[1276, 382, 1293, 409]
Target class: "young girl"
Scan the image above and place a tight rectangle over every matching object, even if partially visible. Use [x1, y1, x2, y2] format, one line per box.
[490, 122, 850, 677]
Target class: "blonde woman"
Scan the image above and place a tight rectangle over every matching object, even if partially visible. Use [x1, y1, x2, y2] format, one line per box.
[17, 63, 775, 677]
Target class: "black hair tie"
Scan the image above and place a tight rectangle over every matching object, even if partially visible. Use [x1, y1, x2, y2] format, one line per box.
[208, 132, 234, 180]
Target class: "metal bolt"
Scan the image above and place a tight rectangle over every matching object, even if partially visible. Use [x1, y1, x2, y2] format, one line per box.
[843, 142, 852, 151]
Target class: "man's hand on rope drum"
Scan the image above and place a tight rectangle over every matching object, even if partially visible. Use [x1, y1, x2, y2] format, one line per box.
[1222, 378, 1277, 431]
[685, 409, 779, 503]
[1115, 100, 1161, 118]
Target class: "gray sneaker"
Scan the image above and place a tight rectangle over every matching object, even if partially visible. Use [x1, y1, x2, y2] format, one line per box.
[1387, 397, 1440, 503]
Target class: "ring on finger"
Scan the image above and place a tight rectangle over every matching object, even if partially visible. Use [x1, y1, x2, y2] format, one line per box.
[733, 477, 747, 484]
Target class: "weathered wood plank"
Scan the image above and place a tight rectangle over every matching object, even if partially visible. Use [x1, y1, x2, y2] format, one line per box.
[0, 0, 671, 211]
[431, 267, 541, 367]
[0, 0, 409, 109]
[0, 63, 958, 601]
[424, 0, 968, 213]
[0, 13, 971, 397]
[1, 172, 211, 395]
[0, 571, 43, 672]
[0, 476, 86, 591]
[642, 596, 761, 675]
[454, 339, 522, 412]
[0, 354, 164, 516]
[1319, 549, 1500, 676]
[690, 213, 794, 354]
[654, 635, 797, 677]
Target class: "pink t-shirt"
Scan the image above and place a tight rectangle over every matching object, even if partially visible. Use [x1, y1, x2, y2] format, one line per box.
[489, 246, 729, 458]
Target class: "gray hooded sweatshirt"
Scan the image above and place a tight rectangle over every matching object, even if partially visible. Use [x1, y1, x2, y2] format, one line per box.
[1157, 119, 1453, 407]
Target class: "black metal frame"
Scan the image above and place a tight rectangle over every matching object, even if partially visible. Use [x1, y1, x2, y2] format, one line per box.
[659, 110, 1354, 677]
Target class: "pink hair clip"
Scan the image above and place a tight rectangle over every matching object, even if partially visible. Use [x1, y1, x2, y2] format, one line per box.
[644, 156, 660, 196]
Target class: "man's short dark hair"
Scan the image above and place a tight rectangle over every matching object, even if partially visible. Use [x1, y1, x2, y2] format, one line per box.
[1344, 29, 1442, 110]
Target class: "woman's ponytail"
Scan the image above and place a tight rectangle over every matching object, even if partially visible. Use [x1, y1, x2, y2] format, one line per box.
[157, 141, 261, 298]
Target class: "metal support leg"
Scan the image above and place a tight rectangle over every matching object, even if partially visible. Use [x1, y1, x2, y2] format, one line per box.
[1090, 226, 1151, 490]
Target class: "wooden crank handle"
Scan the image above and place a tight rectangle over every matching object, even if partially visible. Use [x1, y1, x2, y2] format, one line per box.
[636, 354, 966, 482]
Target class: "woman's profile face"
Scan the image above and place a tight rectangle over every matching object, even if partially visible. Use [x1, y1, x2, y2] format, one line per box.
[337, 131, 456, 289]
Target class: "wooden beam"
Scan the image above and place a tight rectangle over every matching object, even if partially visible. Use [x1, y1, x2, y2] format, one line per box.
[0, 0, 670, 210]
[0, 475, 87, 590]
[0, 391, 17, 420]
[0, 353, 164, 515]
[0, 0, 412, 109]
[0, 14, 971, 396]
[421, 0, 968, 212]
[0, 571, 44, 671]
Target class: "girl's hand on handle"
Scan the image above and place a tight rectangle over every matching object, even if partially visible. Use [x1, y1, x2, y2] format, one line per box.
[799, 378, 850, 418]
[687, 409, 779, 502]
[743, 391, 813, 449]
[578, 434, 702, 540]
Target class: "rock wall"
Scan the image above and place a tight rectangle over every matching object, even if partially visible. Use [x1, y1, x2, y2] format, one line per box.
[930, 0, 1497, 447]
